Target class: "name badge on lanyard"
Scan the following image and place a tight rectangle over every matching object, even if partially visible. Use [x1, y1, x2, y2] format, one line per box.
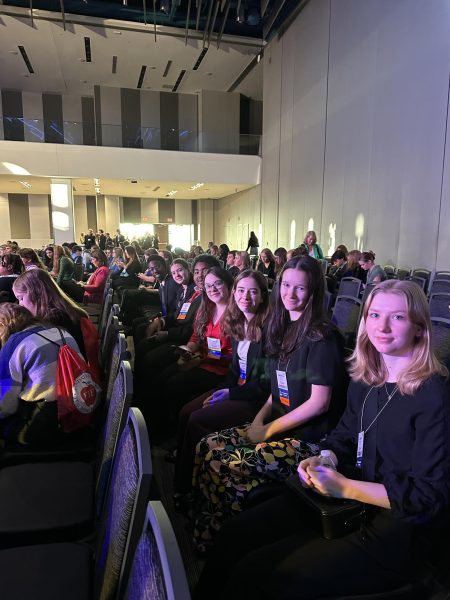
[276, 370, 290, 407]
[238, 358, 247, 386]
[356, 431, 364, 469]
[207, 337, 221, 360]
[177, 302, 191, 320]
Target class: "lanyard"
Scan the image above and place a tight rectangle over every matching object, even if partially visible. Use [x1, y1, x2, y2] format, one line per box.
[356, 384, 398, 469]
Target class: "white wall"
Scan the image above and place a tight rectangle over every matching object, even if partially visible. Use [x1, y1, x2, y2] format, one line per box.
[214, 185, 262, 250]
[215, 0, 450, 271]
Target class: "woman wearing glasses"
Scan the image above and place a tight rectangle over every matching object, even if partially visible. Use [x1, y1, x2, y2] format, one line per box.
[142, 267, 233, 441]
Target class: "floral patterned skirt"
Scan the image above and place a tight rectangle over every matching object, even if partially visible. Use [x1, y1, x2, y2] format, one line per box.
[192, 423, 318, 550]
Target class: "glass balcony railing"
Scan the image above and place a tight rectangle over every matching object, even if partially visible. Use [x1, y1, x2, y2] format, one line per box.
[0, 117, 261, 156]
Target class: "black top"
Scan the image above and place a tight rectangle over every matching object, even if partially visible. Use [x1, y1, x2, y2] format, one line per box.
[257, 261, 276, 281]
[223, 338, 269, 403]
[84, 234, 96, 249]
[324, 377, 450, 526]
[269, 327, 347, 442]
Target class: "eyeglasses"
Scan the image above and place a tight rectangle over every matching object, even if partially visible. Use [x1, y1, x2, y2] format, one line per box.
[205, 281, 225, 291]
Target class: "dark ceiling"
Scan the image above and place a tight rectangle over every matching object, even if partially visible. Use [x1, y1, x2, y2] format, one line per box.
[2, 0, 304, 41]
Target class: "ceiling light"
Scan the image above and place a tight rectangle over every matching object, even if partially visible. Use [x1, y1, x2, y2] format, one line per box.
[95, 186, 101, 194]
[19, 180, 32, 189]
[94, 178, 100, 185]
[166, 190, 178, 197]
[188, 182, 204, 190]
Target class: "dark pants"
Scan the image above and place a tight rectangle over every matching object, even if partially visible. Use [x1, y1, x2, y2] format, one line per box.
[175, 394, 264, 493]
[120, 288, 160, 325]
[195, 492, 416, 600]
[139, 363, 226, 442]
[60, 280, 85, 303]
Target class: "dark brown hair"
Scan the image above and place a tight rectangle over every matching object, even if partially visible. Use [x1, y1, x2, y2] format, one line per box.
[222, 270, 269, 342]
[0, 303, 39, 346]
[195, 267, 233, 342]
[266, 255, 331, 358]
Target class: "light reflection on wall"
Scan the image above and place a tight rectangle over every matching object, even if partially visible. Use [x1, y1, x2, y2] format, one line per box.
[52, 211, 70, 231]
[355, 213, 365, 251]
[120, 222, 154, 240]
[290, 220, 296, 249]
[307, 218, 314, 233]
[327, 223, 336, 256]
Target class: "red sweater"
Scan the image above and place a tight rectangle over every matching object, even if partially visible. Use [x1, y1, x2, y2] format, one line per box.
[83, 266, 109, 304]
[189, 317, 232, 375]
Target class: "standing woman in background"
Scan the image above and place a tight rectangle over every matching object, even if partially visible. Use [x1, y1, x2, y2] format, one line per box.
[191, 256, 347, 550]
[303, 230, 324, 259]
[50, 245, 74, 286]
[246, 231, 259, 256]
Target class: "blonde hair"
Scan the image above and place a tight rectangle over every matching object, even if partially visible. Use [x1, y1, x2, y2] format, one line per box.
[349, 280, 448, 394]
[0, 303, 39, 346]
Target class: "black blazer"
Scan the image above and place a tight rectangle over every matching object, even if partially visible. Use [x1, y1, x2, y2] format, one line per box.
[225, 337, 269, 403]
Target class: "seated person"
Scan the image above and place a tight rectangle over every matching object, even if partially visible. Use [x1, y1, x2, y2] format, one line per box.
[195, 280, 450, 600]
[120, 254, 179, 327]
[359, 251, 387, 284]
[133, 255, 220, 405]
[326, 249, 347, 293]
[0, 253, 24, 302]
[19, 248, 45, 271]
[110, 245, 142, 294]
[71, 245, 83, 266]
[61, 249, 109, 305]
[257, 248, 276, 286]
[0, 303, 85, 448]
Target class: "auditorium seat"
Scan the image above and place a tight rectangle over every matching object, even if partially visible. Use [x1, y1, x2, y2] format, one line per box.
[332, 295, 363, 349]
[337, 277, 362, 299]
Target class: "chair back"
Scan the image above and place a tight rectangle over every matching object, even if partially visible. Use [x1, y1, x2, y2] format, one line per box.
[98, 288, 114, 338]
[96, 360, 134, 519]
[429, 279, 450, 297]
[332, 295, 362, 349]
[337, 277, 362, 299]
[435, 271, 450, 281]
[406, 276, 426, 291]
[412, 269, 431, 292]
[105, 333, 129, 402]
[124, 501, 190, 600]
[395, 268, 411, 281]
[429, 293, 450, 320]
[323, 290, 333, 315]
[361, 283, 376, 306]
[431, 318, 450, 363]
[95, 407, 152, 600]
[101, 314, 120, 370]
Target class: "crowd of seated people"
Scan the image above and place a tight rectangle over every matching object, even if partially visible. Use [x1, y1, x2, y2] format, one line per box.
[0, 230, 449, 599]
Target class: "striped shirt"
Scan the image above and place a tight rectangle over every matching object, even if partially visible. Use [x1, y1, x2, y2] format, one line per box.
[0, 325, 82, 418]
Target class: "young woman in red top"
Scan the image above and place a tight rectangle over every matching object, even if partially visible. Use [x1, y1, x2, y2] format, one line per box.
[145, 267, 233, 441]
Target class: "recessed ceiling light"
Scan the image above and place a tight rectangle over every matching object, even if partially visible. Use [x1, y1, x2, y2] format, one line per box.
[166, 190, 178, 197]
[189, 182, 204, 190]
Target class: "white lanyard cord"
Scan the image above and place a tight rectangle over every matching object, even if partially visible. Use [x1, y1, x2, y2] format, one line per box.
[359, 384, 398, 435]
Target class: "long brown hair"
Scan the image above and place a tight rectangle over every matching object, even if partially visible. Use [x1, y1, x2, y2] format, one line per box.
[195, 267, 233, 342]
[19, 248, 45, 269]
[266, 256, 332, 358]
[12, 269, 87, 326]
[349, 280, 448, 394]
[222, 270, 269, 342]
[0, 303, 39, 346]
[52, 245, 65, 274]
[124, 245, 139, 268]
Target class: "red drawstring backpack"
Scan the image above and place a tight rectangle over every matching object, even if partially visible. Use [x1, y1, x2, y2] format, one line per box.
[37, 327, 102, 433]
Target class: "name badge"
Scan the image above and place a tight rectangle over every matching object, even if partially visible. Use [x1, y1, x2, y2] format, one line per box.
[177, 302, 191, 320]
[238, 358, 247, 386]
[207, 337, 221, 360]
[356, 430, 364, 469]
[276, 370, 290, 406]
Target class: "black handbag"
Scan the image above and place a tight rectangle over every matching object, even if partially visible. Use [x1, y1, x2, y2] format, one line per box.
[285, 474, 365, 540]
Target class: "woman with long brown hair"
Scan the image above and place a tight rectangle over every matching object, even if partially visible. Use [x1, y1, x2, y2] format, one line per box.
[111, 244, 142, 292]
[143, 267, 234, 440]
[49, 244, 74, 286]
[191, 256, 347, 551]
[174, 269, 270, 502]
[13, 268, 88, 356]
[18, 248, 45, 271]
